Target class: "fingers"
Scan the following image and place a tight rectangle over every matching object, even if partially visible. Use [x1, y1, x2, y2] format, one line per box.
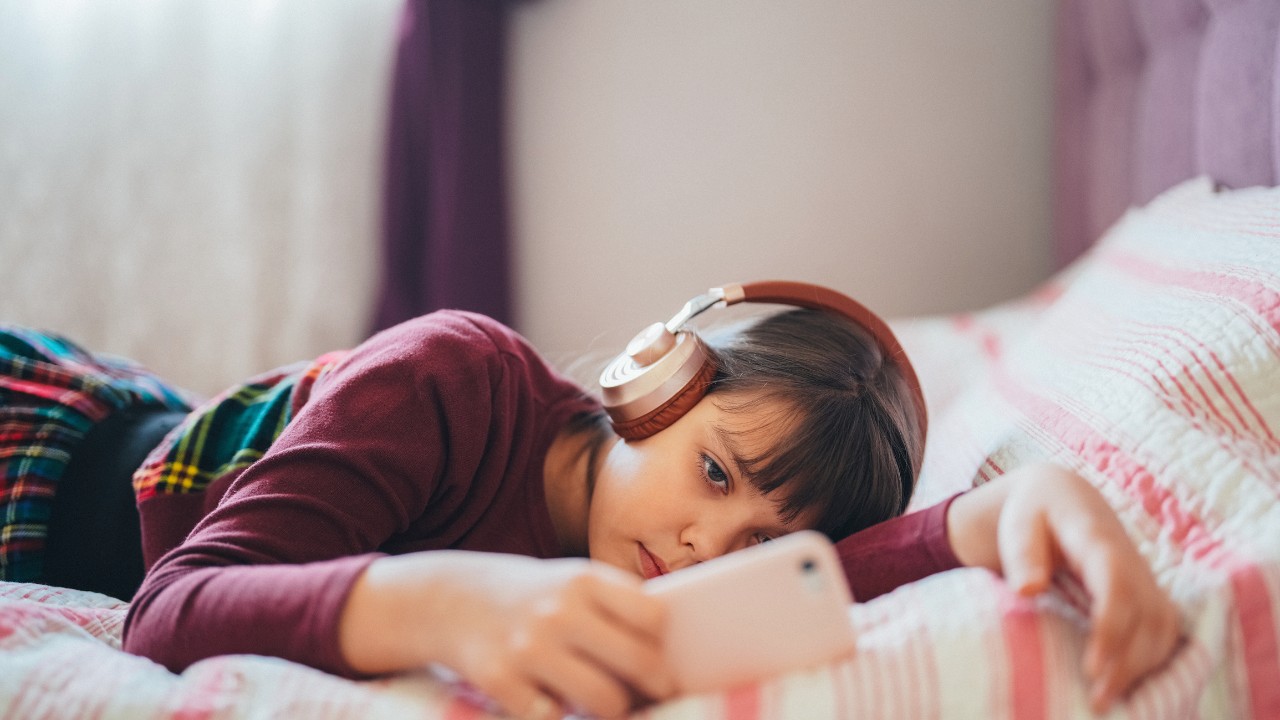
[465, 663, 562, 720]
[477, 567, 673, 719]
[467, 635, 630, 720]
[1081, 573, 1181, 713]
[1082, 586, 1134, 712]
[569, 586, 672, 700]
[525, 695, 560, 720]
[569, 572, 674, 702]
[1060, 529, 1173, 711]
[996, 495, 1053, 596]
[1086, 620, 1171, 713]
[525, 639, 637, 718]
[1054, 510, 1181, 708]
[580, 568, 669, 645]
[1082, 587, 1125, 678]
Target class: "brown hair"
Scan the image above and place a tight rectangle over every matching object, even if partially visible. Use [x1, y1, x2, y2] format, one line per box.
[702, 307, 924, 540]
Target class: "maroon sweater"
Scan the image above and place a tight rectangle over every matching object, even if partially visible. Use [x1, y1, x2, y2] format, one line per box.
[123, 311, 959, 676]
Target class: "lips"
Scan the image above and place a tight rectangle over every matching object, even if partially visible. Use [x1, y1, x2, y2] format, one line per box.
[637, 543, 669, 579]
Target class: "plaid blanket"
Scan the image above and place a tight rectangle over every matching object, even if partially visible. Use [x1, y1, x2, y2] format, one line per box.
[131, 351, 346, 502]
[0, 328, 190, 583]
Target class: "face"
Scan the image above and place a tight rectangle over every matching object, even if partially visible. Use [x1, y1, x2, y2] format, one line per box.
[587, 392, 813, 579]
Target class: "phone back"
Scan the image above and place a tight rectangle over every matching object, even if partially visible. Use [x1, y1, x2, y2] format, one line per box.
[644, 530, 857, 694]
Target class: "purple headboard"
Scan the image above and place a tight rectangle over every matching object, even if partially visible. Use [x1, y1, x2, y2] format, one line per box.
[1052, 0, 1280, 267]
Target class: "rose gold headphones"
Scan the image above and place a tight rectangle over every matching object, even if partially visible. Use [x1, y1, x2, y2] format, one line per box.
[599, 280, 928, 442]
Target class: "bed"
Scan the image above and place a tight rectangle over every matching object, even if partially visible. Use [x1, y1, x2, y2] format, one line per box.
[3, 1, 1279, 718]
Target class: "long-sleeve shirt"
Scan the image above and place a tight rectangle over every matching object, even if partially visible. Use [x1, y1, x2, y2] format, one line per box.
[123, 311, 959, 677]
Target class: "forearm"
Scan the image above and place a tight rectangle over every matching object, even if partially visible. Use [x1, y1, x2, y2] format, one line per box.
[124, 554, 378, 676]
[338, 551, 609, 676]
[337, 551, 481, 675]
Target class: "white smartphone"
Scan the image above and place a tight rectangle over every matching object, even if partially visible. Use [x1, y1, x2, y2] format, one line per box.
[643, 530, 857, 694]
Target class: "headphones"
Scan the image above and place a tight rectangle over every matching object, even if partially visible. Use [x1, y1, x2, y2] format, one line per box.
[599, 280, 928, 443]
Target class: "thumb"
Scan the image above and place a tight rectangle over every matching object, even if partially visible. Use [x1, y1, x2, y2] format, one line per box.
[998, 503, 1053, 596]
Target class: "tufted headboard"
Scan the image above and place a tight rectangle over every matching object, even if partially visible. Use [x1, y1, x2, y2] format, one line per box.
[1052, 0, 1280, 267]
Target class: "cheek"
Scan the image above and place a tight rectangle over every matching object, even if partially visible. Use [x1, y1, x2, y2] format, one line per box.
[585, 443, 672, 546]
[585, 446, 641, 540]
[596, 441, 648, 496]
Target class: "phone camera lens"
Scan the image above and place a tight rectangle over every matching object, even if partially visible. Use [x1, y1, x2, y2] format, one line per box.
[801, 558, 816, 573]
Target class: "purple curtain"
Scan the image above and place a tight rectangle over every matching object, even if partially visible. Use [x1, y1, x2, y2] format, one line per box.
[371, 0, 512, 333]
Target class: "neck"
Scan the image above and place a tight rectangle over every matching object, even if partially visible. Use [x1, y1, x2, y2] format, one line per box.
[543, 423, 613, 557]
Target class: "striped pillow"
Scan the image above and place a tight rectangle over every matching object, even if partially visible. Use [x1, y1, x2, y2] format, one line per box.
[908, 176, 1280, 718]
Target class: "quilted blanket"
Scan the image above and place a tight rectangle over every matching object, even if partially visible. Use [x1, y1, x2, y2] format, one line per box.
[2, 177, 1278, 719]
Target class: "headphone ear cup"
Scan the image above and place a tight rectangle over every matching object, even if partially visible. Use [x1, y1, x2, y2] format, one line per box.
[608, 356, 717, 440]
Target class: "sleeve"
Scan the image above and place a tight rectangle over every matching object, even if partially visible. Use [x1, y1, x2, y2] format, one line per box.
[834, 492, 964, 601]
[123, 313, 505, 677]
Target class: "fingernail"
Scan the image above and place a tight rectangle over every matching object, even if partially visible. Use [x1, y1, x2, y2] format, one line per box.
[525, 696, 557, 720]
[1006, 572, 1028, 595]
[1028, 569, 1051, 593]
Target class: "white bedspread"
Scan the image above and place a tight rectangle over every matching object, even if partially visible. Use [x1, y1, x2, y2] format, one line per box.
[3, 178, 1278, 719]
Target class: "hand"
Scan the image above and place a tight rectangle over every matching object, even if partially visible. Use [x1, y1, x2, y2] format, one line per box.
[948, 465, 1181, 713]
[339, 551, 675, 719]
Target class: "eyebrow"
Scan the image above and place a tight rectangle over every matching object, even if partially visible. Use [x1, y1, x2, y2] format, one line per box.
[711, 424, 804, 531]
[711, 424, 756, 484]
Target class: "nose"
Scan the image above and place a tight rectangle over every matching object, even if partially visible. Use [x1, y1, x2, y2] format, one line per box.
[681, 514, 749, 563]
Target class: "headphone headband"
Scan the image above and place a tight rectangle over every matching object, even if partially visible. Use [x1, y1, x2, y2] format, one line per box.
[600, 281, 928, 445]
[728, 281, 928, 441]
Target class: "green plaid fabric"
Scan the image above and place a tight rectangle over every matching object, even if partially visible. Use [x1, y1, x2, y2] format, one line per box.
[0, 327, 191, 582]
[132, 351, 346, 502]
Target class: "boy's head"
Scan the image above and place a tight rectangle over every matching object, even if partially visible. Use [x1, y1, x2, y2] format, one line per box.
[704, 307, 923, 539]
[585, 307, 924, 577]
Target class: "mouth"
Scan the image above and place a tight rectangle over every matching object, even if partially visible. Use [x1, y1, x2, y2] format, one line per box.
[637, 543, 669, 579]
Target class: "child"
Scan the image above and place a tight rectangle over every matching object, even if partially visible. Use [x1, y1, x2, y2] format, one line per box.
[0, 283, 1178, 719]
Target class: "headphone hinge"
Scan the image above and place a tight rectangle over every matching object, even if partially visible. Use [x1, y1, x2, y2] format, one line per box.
[664, 288, 727, 334]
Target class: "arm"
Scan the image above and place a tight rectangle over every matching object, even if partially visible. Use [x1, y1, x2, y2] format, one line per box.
[125, 314, 672, 718]
[946, 464, 1181, 713]
[125, 319, 462, 675]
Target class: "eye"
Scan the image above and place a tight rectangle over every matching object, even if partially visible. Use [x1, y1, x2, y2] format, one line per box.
[752, 534, 774, 546]
[698, 452, 730, 494]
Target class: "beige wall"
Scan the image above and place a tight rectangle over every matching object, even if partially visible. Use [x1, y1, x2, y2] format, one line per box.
[507, 0, 1054, 365]
[1, 1, 1052, 394]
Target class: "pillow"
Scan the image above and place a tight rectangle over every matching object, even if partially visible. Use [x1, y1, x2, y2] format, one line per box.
[912, 176, 1280, 494]
[904, 176, 1280, 716]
